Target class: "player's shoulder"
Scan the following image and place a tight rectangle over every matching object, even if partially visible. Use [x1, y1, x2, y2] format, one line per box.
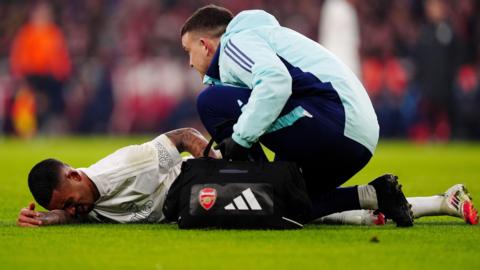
[86, 144, 156, 176]
[148, 134, 183, 169]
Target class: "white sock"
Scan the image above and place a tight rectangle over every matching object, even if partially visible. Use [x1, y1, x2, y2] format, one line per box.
[407, 196, 445, 218]
[357, 185, 378, 209]
[315, 212, 346, 224]
[315, 210, 360, 225]
[316, 210, 379, 225]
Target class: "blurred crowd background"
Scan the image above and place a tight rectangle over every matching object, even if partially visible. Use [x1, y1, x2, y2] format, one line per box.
[0, 0, 479, 141]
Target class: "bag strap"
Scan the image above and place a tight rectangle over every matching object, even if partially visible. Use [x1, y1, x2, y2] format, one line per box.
[202, 119, 234, 157]
[202, 137, 216, 157]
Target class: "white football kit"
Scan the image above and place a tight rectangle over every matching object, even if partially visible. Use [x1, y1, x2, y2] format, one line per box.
[80, 135, 184, 223]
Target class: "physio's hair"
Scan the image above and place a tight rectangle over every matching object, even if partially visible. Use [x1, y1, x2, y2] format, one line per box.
[181, 4, 233, 37]
[28, 158, 65, 209]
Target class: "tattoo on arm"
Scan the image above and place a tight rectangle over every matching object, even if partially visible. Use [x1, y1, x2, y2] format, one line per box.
[165, 128, 210, 158]
[37, 210, 77, 225]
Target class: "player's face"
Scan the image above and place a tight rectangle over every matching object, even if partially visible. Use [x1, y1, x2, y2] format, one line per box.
[47, 167, 96, 217]
[182, 32, 217, 78]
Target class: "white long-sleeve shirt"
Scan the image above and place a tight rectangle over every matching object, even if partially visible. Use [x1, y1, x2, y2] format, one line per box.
[80, 135, 183, 223]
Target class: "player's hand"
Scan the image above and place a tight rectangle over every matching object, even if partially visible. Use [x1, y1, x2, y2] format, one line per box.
[208, 148, 223, 159]
[214, 137, 249, 161]
[17, 202, 42, 227]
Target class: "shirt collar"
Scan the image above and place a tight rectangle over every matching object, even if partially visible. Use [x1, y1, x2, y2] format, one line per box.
[79, 168, 107, 200]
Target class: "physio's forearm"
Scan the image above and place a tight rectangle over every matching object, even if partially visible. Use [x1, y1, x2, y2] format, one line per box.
[233, 70, 292, 147]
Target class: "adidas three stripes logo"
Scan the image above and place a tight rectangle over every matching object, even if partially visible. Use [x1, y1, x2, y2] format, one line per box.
[224, 188, 262, 211]
[224, 40, 255, 73]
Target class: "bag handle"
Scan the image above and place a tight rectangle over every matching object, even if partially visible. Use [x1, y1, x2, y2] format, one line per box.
[202, 119, 268, 162]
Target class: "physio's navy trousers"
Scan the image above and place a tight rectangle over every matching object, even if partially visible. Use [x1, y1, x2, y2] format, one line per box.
[197, 85, 373, 219]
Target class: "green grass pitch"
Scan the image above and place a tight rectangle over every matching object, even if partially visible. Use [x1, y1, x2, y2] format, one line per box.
[0, 136, 479, 269]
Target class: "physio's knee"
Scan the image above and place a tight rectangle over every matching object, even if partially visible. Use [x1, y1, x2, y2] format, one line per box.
[196, 85, 218, 118]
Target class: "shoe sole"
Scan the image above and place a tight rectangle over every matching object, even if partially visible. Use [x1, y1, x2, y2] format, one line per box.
[463, 202, 479, 225]
[460, 185, 478, 225]
[373, 211, 386, 225]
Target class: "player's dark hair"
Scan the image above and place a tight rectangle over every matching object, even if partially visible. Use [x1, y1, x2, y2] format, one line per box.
[181, 4, 233, 37]
[28, 158, 64, 209]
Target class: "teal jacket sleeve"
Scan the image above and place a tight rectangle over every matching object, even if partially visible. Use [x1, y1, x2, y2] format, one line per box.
[221, 34, 292, 148]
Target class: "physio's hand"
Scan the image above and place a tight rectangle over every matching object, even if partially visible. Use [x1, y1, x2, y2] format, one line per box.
[17, 202, 42, 227]
[215, 137, 249, 161]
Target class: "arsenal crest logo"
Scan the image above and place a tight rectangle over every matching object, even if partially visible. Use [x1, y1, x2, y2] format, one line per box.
[199, 187, 217, 210]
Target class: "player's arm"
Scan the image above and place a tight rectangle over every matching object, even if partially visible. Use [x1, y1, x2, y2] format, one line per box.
[164, 128, 221, 158]
[17, 202, 78, 227]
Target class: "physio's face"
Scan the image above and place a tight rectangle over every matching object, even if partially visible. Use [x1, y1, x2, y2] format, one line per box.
[182, 32, 216, 78]
[47, 167, 96, 217]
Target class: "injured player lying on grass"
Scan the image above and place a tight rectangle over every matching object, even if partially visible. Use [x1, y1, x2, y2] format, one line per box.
[17, 128, 478, 227]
